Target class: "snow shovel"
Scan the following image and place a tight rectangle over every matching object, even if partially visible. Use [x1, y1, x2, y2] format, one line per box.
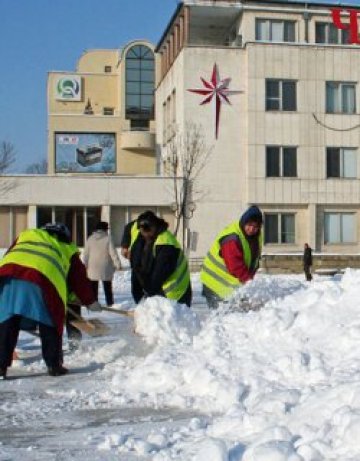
[102, 306, 135, 318]
[68, 306, 110, 336]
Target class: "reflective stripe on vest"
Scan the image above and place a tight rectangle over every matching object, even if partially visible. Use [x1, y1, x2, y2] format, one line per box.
[200, 221, 262, 299]
[154, 231, 190, 301]
[129, 221, 140, 250]
[0, 229, 78, 307]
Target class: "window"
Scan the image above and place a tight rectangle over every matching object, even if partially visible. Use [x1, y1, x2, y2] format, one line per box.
[37, 206, 101, 246]
[104, 66, 112, 73]
[326, 82, 356, 114]
[130, 119, 149, 130]
[315, 22, 349, 44]
[0, 207, 28, 247]
[327, 147, 357, 178]
[256, 19, 295, 42]
[162, 101, 167, 143]
[324, 213, 356, 243]
[125, 44, 155, 125]
[266, 79, 297, 111]
[103, 107, 114, 116]
[265, 213, 295, 244]
[266, 146, 297, 177]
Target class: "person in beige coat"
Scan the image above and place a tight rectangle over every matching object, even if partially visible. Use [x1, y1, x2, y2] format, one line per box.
[82, 221, 121, 306]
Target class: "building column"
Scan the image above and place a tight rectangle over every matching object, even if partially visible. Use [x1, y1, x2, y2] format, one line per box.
[101, 205, 111, 224]
[308, 203, 317, 250]
[28, 205, 37, 228]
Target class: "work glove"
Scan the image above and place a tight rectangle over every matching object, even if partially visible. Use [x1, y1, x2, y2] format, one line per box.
[87, 301, 102, 312]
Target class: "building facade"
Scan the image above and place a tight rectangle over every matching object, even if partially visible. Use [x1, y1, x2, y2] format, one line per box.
[0, 40, 177, 250]
[156, 0, 360, 258]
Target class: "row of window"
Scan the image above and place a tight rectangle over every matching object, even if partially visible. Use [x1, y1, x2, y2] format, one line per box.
[266, 146, 358, 179]
[0, 206, 355, 247]
[256, 19, 351, 45]
[265, 212, 355, 244]
[266, 79, 356, 114]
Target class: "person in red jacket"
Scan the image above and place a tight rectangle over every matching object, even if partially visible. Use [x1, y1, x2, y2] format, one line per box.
[0, 223, 101, 379]
[201, 205, 263, 309]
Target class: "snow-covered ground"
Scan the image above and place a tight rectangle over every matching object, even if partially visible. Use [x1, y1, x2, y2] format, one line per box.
[2, 269, 360, 460]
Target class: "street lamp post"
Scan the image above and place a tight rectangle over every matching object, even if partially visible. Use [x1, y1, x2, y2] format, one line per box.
[171, 200, 196, 250]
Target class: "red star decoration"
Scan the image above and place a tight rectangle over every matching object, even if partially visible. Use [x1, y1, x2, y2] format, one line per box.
[188, 63, 242, 139]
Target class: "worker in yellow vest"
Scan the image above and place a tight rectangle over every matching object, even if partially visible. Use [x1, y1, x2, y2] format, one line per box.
[129, 210, 192, 306]
[200, 205, 263, 309]
[0, 223, 101, 379]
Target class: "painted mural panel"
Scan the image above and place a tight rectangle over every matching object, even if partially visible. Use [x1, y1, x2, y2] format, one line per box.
[55, 133, 116, 173]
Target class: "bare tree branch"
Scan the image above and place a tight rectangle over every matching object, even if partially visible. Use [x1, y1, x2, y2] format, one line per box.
[164, 122, 213, 245]
[0, 141, 16, 173]
[25, 159, 48, 174]
[0, 141, 17, 196]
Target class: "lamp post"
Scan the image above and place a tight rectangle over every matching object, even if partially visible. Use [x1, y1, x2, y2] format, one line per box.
[171, 200, 196, 250]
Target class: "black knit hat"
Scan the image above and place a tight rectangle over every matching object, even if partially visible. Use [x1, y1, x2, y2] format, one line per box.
[137, 210, 159, 228]
[240, 205, 263, 226]
[96, 221, 109, 231]
[42, 222, 71, 243]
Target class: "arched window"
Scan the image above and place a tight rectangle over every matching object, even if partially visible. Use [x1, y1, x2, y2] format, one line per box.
[125, 44, 154, 130]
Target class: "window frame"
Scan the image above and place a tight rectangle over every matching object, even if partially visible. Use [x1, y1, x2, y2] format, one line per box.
[266, 79, 297, 112]
[266, 145, 297, 178]
[326, 81, 356, 114]
[36, 206, 101, 247]
[125, 44, 155, 124]
[103, 107, 114, 116]
[264, 212, 296, 244]
[324, 212, 356, 244]
[255, 18, 296, 42]
[315, 21, 349, 44]
[326, 147, 357, 179]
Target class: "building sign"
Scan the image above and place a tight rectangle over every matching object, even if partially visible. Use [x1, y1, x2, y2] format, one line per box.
[55, 76, 82, 101]
[55, 133, 116, 173]
[331, 8, 360, 44]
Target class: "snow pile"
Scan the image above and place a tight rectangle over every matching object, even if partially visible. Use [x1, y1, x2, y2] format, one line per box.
[134, 295, 201, 346]
[106, 269, 360, 459]
[7, 269, 360, 460]
[227, 274, 305, 311]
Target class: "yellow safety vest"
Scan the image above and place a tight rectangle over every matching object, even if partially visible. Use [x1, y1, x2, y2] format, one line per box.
[129, 221, 140, 250]
[0, 228, 78, 309]
[154, 230, 190, 301]
[200, 221, 262, 300]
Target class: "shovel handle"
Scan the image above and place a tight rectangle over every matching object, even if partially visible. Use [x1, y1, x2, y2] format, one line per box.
[67, 306, 83, 321]
[67, 306, 96, 329]
[102, 306, 135, 317]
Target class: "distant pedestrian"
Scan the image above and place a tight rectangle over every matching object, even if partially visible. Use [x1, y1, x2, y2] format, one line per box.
[303, 243, 313, 281]
[83, 221, 121, 306]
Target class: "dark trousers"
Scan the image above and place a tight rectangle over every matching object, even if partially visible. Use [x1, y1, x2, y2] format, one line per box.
[304, 265, 313, 281]
[131, 271, 144, 304]
[91, 280, 114, 306]
[0, 315, 62, 369]
[65, 304, 82, 341]
[202, 284, 222, 309]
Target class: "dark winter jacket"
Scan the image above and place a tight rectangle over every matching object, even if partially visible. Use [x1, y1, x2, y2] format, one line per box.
[130, 221, 192, 306]
[303, 247, 313, 266]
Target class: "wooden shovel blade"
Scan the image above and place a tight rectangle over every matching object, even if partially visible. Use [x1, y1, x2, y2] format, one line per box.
[70, 318, 110, 336]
